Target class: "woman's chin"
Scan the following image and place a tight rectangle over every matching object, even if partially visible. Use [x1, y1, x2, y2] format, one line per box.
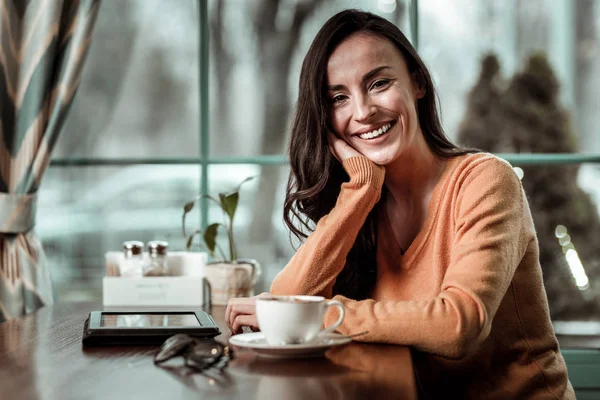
[362, 151, 397, 167]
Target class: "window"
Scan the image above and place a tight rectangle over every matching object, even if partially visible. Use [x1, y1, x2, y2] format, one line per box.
[44, 0, 599, 323]
[419, 0, 600, 321]
[42, 0, 201, 301]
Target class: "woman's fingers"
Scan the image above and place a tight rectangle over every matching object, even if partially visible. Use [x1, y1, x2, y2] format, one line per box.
[226, 298, 252, 329]
[231, 314, 259, 334]
[226, 293, 271, 333]
[227, 303, 256, 330]
[328, 131, 362, 161]
[225, 299, 240, 330]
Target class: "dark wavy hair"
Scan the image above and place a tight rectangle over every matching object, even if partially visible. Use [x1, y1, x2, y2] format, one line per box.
[283, 9, 473, 300]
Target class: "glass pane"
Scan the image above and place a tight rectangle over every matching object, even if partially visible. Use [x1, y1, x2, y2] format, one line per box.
[206, 165, 295, 294]
[575, 0, 600, 154]
[54, 0, 200, 159]
[513, 163, 600, 321]
[208, 0, 412, 157]
[419, 0, 600, 154]
[38, 166, 200, 301]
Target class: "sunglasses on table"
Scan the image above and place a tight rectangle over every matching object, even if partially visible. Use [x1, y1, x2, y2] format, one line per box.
[154, 334, 234, 373]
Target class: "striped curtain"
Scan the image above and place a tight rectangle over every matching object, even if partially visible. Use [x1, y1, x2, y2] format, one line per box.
[0, 0, 100, 322]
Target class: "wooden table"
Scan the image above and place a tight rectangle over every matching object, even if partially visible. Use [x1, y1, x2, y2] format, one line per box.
[0, 302, 417, 400]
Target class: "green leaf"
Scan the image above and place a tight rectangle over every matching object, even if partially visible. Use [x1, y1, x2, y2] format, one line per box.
[183, 201, 195, 213]
[186, 230, 201, 251]
[182, 202, 194, 236]
[220, 192, 239, 221]
[182, 196, 201, 237]
[219, 177, 254, 221]
[203, 223, 221, 253]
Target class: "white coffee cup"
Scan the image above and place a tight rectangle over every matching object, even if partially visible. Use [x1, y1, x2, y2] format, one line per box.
[255, 295, 345, 345]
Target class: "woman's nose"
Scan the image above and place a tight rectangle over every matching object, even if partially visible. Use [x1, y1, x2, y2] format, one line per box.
[353, 95, 376, 122]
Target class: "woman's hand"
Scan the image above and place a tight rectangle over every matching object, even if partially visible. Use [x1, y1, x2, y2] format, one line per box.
[328, 132, 363, 162]
[225, 292, 270, 334]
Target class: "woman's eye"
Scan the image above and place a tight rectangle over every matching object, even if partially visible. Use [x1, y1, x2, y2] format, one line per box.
[371, 79, 390, 90]
[331, 95, 347, 104]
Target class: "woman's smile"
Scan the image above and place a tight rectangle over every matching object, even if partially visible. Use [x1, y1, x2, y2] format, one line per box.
[352, 120, 397, 143]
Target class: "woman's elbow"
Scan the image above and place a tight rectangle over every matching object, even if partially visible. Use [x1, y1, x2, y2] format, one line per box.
[433, 293, 492, 359]
[440, 322, 491, 360]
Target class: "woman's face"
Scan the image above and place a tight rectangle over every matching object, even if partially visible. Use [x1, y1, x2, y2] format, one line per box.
[326, 33, 425, 166]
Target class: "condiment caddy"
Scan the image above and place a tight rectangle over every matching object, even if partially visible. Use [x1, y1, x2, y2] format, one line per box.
[103, 241, 210, 309]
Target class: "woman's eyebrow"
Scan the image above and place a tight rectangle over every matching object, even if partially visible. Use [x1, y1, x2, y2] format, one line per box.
[327, 66, 391, 91]
[362, 66, 391, 83]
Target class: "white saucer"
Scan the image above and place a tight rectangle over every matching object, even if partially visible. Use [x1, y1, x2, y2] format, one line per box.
[228, 332, 352, 358]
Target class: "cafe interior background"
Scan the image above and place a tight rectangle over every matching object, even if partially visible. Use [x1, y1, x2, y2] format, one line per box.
[5, 0, 598, 366]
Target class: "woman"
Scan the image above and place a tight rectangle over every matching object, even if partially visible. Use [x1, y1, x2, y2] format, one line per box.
[226, 9, 574, 399]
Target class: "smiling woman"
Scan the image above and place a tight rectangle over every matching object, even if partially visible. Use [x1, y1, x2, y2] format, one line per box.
[283, 9, 474, 300]
[226, 9, 575, 399]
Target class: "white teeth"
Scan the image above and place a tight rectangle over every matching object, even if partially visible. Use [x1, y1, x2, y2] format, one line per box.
[358, 123, 392, 140]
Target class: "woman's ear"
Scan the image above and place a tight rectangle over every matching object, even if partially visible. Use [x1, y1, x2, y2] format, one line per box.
[412, 70, 426, 99]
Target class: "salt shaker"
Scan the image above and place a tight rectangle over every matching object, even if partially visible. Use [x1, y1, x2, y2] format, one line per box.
[121, 241, 144, 277]
[144, 240, 169, 277]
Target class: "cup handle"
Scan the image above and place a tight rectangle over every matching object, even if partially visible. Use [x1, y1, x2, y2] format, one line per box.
[322, 300, 345, 334]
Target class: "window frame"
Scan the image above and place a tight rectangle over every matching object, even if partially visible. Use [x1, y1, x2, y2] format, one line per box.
[49, 0, 600, 230]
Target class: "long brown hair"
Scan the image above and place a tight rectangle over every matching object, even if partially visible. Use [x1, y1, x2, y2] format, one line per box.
[284, 9, 473, 300]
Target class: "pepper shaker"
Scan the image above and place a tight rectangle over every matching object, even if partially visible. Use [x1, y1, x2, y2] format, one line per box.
[144, 240, 169, 276]
[121, 241, 144, 277]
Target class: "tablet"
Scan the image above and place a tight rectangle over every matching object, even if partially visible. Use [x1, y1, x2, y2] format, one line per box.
[82, 310, 220, 346]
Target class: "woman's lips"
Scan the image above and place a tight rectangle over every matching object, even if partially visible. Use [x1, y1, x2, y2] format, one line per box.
[355, 121, 396, 142]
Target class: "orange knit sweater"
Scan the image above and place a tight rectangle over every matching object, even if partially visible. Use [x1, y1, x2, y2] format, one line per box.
[271, 153, 574, 399]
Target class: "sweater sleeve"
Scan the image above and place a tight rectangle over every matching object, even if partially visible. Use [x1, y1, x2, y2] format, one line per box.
[324, 158, 529, 359]
[270, 156, 385, 298]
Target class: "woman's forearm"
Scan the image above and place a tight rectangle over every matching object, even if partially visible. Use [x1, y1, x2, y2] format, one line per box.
[270, 157, 385, 297]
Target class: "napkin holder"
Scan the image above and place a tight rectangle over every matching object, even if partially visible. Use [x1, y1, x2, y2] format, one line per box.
[103, 251, 209, 309]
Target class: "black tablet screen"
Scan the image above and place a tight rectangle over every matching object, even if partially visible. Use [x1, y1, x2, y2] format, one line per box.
[100, 313, 201, 328]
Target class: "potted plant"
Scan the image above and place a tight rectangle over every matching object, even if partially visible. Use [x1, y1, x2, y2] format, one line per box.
[181, 177, 260, 305]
